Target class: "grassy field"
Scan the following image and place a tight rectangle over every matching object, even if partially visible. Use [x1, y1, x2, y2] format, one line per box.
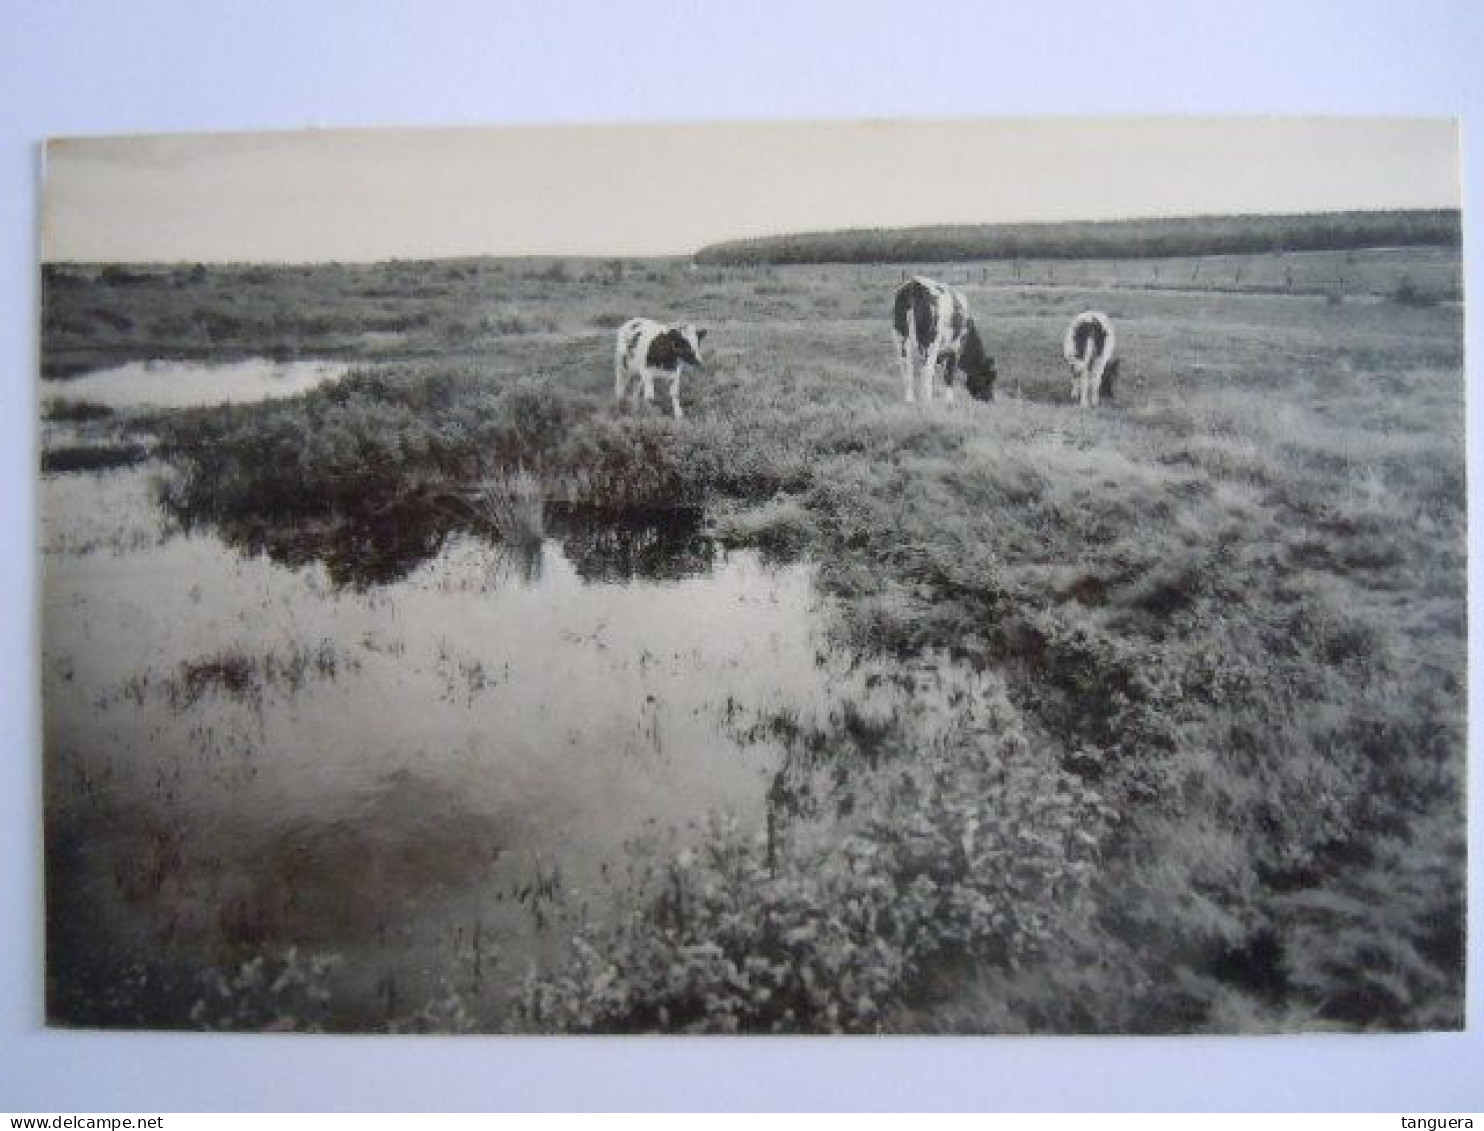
[41, 246, 1466, 1032]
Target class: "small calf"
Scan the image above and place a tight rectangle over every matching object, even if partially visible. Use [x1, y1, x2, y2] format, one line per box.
[614, 318, 707, 419]
[1064, 311, 1118, 408]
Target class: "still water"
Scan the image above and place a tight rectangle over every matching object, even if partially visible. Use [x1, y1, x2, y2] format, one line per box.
[43, 358, 349, 409]
[43, 463, 846, 1029]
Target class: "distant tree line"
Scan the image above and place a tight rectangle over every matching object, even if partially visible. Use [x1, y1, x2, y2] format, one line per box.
[693, 210, 1462, 265]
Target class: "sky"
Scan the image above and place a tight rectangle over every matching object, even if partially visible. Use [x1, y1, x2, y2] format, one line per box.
[40, 117, 1461, 264]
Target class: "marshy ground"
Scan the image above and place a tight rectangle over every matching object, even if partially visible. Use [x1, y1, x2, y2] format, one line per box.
[39, 245, 1466, 1032]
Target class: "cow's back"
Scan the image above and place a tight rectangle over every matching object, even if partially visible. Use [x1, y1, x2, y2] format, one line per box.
[896, 276, 971, 351]
[616, 317, 657, 374]
[893, 277, 943, 348]
[1065, 311, 1115, 364]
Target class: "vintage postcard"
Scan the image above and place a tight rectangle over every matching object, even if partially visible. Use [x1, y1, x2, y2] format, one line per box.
[38, 119, 1464, 1033]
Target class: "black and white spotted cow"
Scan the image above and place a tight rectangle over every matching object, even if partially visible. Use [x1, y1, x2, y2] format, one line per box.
[892, 276, 997, 404]
[1063, 311, 1120, 408]
[614, 318, 707, 419]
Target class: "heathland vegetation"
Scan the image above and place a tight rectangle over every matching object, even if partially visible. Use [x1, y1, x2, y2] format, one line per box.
[41, 241, 1466, 1032]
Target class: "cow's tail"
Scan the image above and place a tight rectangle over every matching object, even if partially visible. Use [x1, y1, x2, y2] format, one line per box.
[901, 296, 918, 360]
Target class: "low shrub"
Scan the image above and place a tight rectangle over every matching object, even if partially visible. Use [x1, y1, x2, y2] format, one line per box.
[518, 671, 1111, 1033]
[712, 495, 816, 560]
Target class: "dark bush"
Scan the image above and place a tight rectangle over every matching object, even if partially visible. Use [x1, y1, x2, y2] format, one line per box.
[42, 444, 148, 472]
[42, 398, 115, 422]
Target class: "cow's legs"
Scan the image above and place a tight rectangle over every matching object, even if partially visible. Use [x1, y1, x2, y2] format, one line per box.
[942, 356, 958, 405]
[670, 370, 684, 419]
[1075, 340, 1093, 407]
[920, 342, 941, 404]
[641, 369, 656, 407]
[895, 335, 917, 404]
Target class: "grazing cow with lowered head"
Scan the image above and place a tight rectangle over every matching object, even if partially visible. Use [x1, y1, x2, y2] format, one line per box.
[892, 276, 997, 404]
[1063, 311, 1120, 408]
[614, 318, 707, 419]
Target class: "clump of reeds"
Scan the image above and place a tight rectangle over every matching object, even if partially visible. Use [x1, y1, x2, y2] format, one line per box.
[172, 651, 260, 709]
[471, 467, 546, 547]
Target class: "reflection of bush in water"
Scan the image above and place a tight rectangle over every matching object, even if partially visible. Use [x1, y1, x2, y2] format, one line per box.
[170, 471, 715, 589]
[218, 505, 452, 589]
[488, 537, 545, 585]
[204, 499, 712, 589]
[549, 505, 715, 583]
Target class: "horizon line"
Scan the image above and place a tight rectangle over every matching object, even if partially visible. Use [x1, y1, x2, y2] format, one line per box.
[40, 205, 1462, 268]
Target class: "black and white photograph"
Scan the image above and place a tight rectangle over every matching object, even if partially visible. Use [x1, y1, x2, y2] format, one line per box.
[34, 117, 1467, 1037]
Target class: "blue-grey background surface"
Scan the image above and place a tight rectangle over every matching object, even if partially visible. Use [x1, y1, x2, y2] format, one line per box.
[2, 0, 1481, 1112]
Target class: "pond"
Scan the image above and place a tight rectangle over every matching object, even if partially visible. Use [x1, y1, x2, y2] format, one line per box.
[42, 462, 860, 1029]
[42, 357, 349, 410]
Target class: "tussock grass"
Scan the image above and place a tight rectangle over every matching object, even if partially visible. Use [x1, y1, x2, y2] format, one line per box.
[468, 467, 544, 545]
